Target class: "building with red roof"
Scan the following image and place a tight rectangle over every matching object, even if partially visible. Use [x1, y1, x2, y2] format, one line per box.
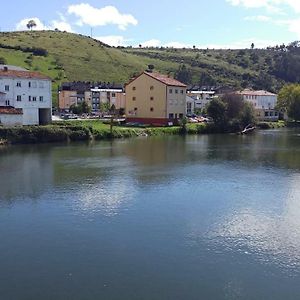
[0, 65, 52, 126]
[125, 71, 187, 125]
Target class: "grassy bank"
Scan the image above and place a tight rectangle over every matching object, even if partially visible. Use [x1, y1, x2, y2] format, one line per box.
[0, 120, 287, 145]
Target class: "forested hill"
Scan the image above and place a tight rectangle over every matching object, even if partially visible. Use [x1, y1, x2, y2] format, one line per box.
[0, 30, 299, 105]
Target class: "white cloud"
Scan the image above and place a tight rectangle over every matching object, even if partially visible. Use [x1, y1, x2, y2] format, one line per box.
[227, 0, 300, 13]
[141, 39, 162, 47]
[16, 16, 73, 32]
[67, 3, 138, 30]
[244, 15, 271, 21]
[95, 36, 132, 47]
[16, 17, 49, 31]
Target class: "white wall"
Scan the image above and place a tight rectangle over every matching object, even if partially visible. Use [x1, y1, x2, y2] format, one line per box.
[0, 114, 23, 126]
[0, 77, 52, 125]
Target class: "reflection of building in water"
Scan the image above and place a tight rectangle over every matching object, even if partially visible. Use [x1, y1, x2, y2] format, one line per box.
[0, 147, 53, 201]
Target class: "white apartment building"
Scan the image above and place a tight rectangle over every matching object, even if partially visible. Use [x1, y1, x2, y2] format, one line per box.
[187, 90, 216, 111]
[0, 65, 52, 125]
[236, 89, 278, 121]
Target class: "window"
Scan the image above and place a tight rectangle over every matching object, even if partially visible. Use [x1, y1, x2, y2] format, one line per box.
[33, 96, 37, 102]
[28, 82, 31, 88]
[28, 96, 32, 101]
[150, 107, 154, 112]
[112, 93, 116, 97]
[16, 82, 21, 87]
[179, 113, 183, 119]
[132, 97, 136, 101]
[5, 85, 9, 91]
[175, 89, 178, 94]
[175, 113, 178, 119]
[5, 100, 10, 106]
[32, 81, 37, 88]
[169, 89, 173, 94]
[132, 87, 136, 91]
[169, 113, 174, 119]
[180, 90, 184, 94]
[150, 86, 154, 90]
[39, 96, 43, 102]
[39, 81, 44, 88]
[150, 97, 154, 101]
[134, 107, 137, 111]
[17, 95, 22, 101]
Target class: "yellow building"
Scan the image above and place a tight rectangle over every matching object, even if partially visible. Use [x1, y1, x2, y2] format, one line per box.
[125, 71, 187, 125]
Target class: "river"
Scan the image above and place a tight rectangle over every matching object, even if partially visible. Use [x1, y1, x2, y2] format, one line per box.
[1, 129, 300, 299]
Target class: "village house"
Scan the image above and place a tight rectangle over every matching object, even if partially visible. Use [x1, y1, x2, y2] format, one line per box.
[186, 87, 216, 114]
[0, 65, 52, 126]
[58, 81, 125, 112]
[236, 89, 279, 121]
[125, 71, 187, 125]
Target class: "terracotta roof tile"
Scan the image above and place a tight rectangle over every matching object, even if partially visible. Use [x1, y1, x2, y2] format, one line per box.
[0, 107, 23, 115]
[237, 89, 276, 96]
[145, 72, 187, 87]
[0, 69, 50, 80]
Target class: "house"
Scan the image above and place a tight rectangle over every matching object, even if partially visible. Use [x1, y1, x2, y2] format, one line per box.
[125, 71, 187, 125]
[236, 89, 279, 121]
[187, 88, 216, 112]
[58, 81, 125, 112]
[0, 65, 52, 126]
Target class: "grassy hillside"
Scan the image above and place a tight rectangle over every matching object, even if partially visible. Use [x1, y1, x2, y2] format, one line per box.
[0, 31, 299, 107]
[0, 31, 179, 106]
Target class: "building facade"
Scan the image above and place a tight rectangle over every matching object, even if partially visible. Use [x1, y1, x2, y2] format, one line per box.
[0, 66, 52, 126]
[236, 89, 279, 121]
[58, 82, 125, 112]
[125, 71, 187, 125]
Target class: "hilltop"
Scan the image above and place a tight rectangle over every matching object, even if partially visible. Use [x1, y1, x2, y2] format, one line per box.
[0, 30, 299, 106]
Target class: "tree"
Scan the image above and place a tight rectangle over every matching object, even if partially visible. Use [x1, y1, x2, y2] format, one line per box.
[240, 102, 256, 127]
[206, 98, 227, 126]
[278, 84, 300, 121]
[0, 57, 7, 65]
[26, 20, 37, 31]
[221, 93, 244, 120]
[174, 64, 192, 84]
[251, 43, 255, 50]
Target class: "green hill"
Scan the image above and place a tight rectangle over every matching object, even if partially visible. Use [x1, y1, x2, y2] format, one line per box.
[0, 30, 299, 107]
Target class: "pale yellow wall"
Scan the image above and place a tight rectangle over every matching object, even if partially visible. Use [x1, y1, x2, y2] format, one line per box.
[125, 73, 167, 119]
[59, 90, 77, 110]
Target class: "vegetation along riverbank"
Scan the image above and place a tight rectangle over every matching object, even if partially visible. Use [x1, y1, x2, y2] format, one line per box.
[0, 120, 287, 145]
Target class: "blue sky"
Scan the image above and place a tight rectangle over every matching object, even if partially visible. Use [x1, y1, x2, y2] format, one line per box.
[2, 0, 300, 48]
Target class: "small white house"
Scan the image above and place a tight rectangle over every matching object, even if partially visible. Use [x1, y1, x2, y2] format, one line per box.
[187, 90, 216, 111]
[0, 65, 52, 126]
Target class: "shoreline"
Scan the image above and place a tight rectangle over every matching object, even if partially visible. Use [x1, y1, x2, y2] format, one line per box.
[0, 120, 286, 145]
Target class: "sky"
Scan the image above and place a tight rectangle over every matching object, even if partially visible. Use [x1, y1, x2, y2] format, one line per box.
[1, 0, 300, 49]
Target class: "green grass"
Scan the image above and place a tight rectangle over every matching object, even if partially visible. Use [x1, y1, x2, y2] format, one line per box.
[1, 30, 298, 108]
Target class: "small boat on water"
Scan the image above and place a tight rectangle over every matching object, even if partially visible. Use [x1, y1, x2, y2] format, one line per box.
[240, 124, 256, 135]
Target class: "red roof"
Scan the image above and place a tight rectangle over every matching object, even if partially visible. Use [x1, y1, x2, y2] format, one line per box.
[0, 107, 23, 115]
[145, 72, 187, 87]
[126, 71, 187, 87]
[0, 69, 50, 80]
[237, 89, 276, 96]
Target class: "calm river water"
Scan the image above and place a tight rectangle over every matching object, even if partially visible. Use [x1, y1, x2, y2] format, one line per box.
[1, 129, 300, 300]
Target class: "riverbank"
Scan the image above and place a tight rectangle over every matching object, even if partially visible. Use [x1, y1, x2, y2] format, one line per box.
[0, 120, 286, 145]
